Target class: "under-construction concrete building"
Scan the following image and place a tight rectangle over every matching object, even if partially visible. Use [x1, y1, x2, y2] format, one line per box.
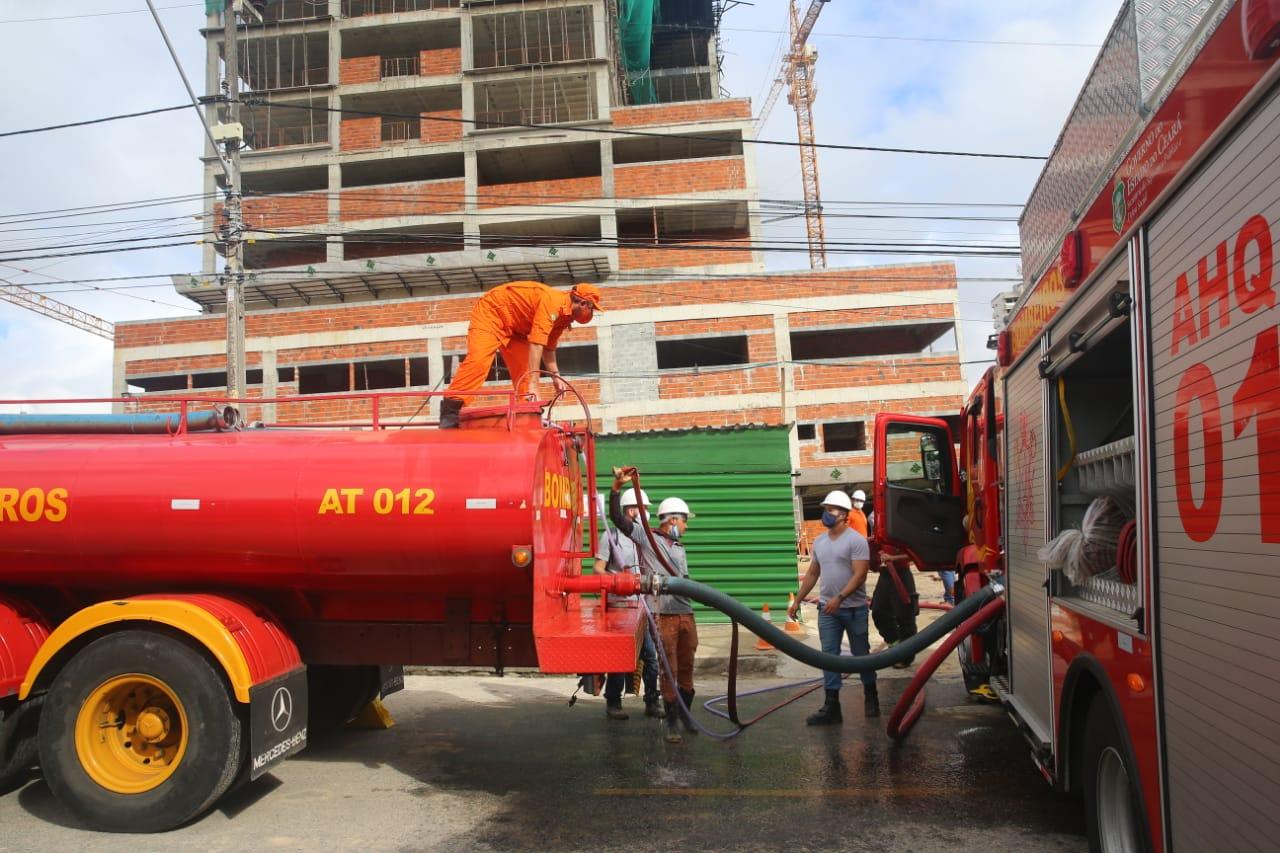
[116, 0, 967, 532]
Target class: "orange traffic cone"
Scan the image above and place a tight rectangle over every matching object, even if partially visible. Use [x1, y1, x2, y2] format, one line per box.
[784, 593, 804, 635]
[755, 603, 775, 650]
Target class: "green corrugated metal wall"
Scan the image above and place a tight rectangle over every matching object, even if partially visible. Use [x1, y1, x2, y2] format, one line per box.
[591, 426, 797, 623]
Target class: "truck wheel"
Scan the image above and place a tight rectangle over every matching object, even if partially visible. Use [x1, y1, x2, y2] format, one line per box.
[0, 696, 41, 793]
[306, 665, 381, 737]
[37, 631, 243, 832]
[1081, 697, 1149, 853]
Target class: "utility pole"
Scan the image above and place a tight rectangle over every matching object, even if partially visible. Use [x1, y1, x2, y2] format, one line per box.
[221, 0, 248, 400]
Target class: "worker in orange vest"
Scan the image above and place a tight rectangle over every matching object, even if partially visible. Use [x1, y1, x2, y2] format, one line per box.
[848, 489, 869, 536]
[439, 281, 602, 429]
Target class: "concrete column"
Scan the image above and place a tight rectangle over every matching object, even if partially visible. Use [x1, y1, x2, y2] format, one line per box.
[463, 150, 480, 249]
[599, 137, 614, 196]
[459, 7, 474, 72]
[774, 310, 799, 460]
[260, 348, 278, 423]
[427, 335, 444, 419]
[595, 324, 616, 433]
[327, 162, 344, 263]
[112, 351, 128, 414]
[740, 122, 766, 272]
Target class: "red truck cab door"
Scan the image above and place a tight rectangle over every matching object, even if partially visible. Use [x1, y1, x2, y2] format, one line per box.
[872, 413, 966, 571]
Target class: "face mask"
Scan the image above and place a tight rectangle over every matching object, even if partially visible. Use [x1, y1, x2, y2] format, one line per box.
[665, 523, 682, 541]
[821, 511, 842, 529]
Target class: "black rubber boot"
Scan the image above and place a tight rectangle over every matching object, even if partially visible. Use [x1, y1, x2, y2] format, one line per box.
[644, 698, 663, 719]
[864, 684, 881, 719]
[605, 700, 628, 721]
[438, 397, 463, 429]
[678, 689, 698, 735]
[806, 689, 843, 725]
[663, 700, 683, 743]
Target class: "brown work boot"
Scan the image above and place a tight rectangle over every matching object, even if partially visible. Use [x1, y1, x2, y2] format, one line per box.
[605, 701, 628, 721]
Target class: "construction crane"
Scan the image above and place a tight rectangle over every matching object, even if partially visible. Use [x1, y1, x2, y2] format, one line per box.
[1, 279, 114, 341]
[755, 0, 829, 269]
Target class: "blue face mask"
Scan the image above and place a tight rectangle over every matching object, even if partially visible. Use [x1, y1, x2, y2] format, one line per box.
[821, 511, 842, 529]
[665, 522, 682, 541]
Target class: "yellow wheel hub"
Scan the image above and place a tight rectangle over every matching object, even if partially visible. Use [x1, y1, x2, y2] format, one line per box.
[74, 674, 189, 794]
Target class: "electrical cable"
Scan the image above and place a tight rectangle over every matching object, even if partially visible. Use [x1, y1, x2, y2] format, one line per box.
[252, 99, 1049, 160]
[0, 105, 191, 138]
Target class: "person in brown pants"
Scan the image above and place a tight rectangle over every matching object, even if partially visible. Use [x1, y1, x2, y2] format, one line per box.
[609, 470, 697, 743]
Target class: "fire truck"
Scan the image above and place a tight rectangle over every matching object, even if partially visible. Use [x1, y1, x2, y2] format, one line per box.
[873, 1, 1280, 850]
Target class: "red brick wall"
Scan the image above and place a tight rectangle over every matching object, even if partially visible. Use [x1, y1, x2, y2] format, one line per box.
[616, 407, 785, 432]
[476, 175, 602, 208]
[419, 47, 461, 76]
[611, 99, 751, 128]
[791, 354, 961, 392]
[614, 157, 746, 198]
[219, 193, 328, 229]
[789, 302, 955, 329]
[339, 55, 380, 85]
[658, 365, 779, 399]
[618, 233, 752, 270]
[278, 340, 427, 364]
[654, 316, 772, 336]
[421, 109, 463, 144]
[339, 179, 465, 221]
[341, 116, 381, 150]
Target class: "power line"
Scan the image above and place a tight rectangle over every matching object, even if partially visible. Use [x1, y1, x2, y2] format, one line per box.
[252, 99, 1049, 161]
[723, 26, 1101, 49]
[0, 104, 191, 138]
[0, 3, 200, 24]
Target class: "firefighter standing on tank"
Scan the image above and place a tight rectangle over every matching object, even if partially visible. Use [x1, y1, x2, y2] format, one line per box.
[609, 468, 698, 744]
[439, 280, 602, 429]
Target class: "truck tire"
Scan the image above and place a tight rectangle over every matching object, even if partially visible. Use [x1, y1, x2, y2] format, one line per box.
[1081, 697, 1150, 853]
[0, 696, 41, 794]
[306, 665, 381, 737]
[37, 630, 243, 832]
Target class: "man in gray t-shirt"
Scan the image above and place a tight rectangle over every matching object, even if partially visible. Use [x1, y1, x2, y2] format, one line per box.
[789, 490, 879, 724]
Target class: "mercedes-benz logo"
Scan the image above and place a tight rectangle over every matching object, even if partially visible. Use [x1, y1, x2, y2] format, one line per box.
[271, 687, 293, 732]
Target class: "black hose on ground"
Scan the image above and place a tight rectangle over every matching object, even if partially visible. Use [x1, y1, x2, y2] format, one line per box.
[657, 575, 1002, 673]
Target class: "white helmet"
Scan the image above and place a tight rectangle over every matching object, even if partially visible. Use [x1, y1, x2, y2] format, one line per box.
[657, 497, 694, 518]
[851, 489, 867, 504]
[821, 490, 853, 511]
[620, 488, 651, 508]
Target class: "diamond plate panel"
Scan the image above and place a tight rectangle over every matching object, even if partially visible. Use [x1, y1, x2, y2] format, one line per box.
[1135, 0, 1214, 101]
[1020, 1, 1142, 284]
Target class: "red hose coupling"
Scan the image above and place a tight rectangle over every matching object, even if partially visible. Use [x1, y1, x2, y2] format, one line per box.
[553, 573, 642, 596]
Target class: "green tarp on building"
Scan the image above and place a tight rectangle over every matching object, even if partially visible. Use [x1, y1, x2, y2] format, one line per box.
[591, 426, 798, 623]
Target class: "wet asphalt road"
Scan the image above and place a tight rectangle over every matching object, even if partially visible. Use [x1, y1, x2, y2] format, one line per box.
[0, 671, 1086, 852]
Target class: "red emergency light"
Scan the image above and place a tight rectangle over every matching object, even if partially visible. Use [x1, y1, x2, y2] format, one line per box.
[996, 330, 1013, 367]
[1060, 229, 1084, 288]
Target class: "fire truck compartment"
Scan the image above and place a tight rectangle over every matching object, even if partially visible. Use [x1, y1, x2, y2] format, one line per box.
[1047, 299, 1139, 618]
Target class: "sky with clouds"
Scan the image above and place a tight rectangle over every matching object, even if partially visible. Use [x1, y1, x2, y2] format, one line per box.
[0, 0, 1121, 405]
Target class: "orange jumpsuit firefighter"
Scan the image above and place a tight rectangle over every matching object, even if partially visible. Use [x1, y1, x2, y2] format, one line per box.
[439, 281, 602, 428]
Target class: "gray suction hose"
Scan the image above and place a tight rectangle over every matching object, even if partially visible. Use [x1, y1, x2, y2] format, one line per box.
[655, 575, 1003, 672]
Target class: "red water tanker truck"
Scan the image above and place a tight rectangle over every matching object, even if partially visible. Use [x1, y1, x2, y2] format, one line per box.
[0, 396, 646, 831]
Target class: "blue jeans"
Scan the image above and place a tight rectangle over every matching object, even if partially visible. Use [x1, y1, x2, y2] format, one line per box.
[939, 570, 957, 604]
[818, 605, 875, 692]
[605, 626, 659, 704]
